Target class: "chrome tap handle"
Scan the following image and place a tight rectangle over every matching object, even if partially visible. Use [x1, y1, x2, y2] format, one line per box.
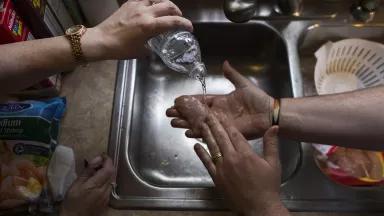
[276, 0, 302, 15]
[223, 0, 257, 23]
[351, 0, 380, 22]
[360, 0, 380, 12]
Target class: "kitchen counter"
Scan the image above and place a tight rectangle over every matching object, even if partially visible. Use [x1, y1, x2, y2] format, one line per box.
[59, 60, 375, 216]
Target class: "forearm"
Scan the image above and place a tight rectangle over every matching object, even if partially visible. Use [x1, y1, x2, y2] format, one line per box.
[0, 28, 104, 94]
[0, 0, 194, 95]
[280, 86, 384, 150]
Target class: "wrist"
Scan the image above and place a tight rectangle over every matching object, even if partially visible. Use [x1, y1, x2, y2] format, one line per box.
[278, 98, 294, 137]
[245, 199, 288, 216]
[81, 27, 108, 61]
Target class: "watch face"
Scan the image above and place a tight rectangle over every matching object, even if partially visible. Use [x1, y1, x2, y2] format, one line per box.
[66, 25, 84, 35]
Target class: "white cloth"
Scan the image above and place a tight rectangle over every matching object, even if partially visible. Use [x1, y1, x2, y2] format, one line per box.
[47, 145, 77, 201]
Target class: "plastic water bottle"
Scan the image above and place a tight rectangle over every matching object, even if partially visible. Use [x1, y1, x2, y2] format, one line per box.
[147, 30, 207, 80]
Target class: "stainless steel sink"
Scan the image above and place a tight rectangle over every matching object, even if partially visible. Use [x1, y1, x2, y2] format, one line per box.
[276, 24, 384, 212]
[109, 22, 301, 209]
[109, 12, 384, 212]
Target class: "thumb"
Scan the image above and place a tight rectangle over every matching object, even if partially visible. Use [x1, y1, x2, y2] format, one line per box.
[222, 60, 249, 88]
[78, 155, 104, 180]
[263, 126, 280, 169]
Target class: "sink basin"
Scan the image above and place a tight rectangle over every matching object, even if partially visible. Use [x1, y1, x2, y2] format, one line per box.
[110, 21, 384, 211]
[277, 24, 384, 212]
[299, 24, 384, 96]
[109, 22, 301, 209]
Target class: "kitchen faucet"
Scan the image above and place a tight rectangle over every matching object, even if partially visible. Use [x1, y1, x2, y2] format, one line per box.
[276, 0, 303, 16]
[223, 0, 302, 22]
[223, 0, 381, 23]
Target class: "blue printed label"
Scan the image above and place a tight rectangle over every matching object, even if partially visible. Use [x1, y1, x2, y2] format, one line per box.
[0, 103, 32, 112]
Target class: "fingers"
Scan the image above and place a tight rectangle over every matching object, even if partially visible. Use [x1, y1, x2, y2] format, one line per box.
[149, 1, 182, 17]
[221, 120, 252, 153]
[174, 95, 215, 107]
[222, 60, 249, 88]
[201, 123, 221, 158]
[185, 129, 201, 138]
[189, 95, 214, 107]
[166, 107, 180, 117]
[194, 144, 216, 178]
[146, 0, 167, 3]
[171, 118, 203, 138]
[79, 156, 104, 179]
[206, 114, 235, 155]
[171, 119, 190, 128]
[85, 156, 116, 188]
[263, 126, 280, 169]
[127, 0, 151, 6]
[153, 16, 193, 34]
[171, 95, 214, 118]
[88, 156, 104, 169]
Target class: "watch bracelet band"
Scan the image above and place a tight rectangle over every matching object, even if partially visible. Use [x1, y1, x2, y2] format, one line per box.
[272, 98, 281, 126]
[66, 34, 85, 63]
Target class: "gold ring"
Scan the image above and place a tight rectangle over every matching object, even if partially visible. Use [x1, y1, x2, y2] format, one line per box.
[211, 152, 223, 164]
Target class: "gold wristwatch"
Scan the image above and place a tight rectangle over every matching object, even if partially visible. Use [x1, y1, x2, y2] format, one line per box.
[65, 25, 87, 63]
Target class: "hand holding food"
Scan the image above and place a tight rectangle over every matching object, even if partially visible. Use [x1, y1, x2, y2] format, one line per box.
[167, 61, 274, 139]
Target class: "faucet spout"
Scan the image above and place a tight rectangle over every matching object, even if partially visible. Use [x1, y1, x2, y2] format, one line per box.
[223, 0, 257, 23]
[223, 0, 303, 22]
[277, 0, 303, 16]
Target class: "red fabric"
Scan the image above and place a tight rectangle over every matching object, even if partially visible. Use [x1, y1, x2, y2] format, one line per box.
[0, 0, 31, 44]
